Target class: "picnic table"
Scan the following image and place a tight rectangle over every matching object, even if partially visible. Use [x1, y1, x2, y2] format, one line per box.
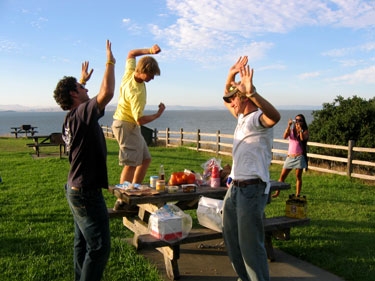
[10, 125, 38, 138]
[27, 133, 66, 158]
[108, 181, 310, 280]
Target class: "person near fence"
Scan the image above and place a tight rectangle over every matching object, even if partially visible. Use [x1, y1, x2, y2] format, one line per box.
[272, 114, 309, 198]
[111, 44, 165, 210]
[221, 56, 280, 281]
[53, 40, 115, 281]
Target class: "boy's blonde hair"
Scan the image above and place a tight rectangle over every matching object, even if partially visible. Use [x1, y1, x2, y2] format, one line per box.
[135, 56, 160, 76]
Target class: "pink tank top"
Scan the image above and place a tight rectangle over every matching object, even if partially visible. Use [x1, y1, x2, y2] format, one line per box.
[288, 130, 303, 155]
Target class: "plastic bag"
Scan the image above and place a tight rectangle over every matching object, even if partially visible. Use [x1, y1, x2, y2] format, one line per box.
[196, 196, 223, 232]
[168, 169, 196, 185]
[148, 204, 192, 242]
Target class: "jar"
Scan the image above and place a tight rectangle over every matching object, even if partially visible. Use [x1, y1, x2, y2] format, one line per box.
[167, 186, 179, 193]
[150, 176, 158, 188]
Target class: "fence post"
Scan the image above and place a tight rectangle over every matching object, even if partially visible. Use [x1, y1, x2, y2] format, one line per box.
[166, 128, 170, 147]
[153, 128, 158, 145]
[216, 130, 220, 155]
[196, 129, 201, 151]
[180, 128, 183, 146]
[347, 140, 355, 178]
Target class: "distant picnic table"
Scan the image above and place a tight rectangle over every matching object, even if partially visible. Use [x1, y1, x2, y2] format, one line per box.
[26, 133, 66, 158]
[10, 125, 38, 138]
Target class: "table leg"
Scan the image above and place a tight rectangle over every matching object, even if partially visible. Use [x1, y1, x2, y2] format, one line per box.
[264, 231, 275, 262]
[159, 245, 180, 280]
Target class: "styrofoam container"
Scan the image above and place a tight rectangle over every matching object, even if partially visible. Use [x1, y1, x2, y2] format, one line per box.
[149, 213, 182, 241]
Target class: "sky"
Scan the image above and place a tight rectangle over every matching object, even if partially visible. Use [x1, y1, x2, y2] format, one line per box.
[0, 0, 374, 110]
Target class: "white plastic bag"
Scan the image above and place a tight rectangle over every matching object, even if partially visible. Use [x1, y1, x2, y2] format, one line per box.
[196, 196, 223, 232]
[148, 204, 192, 242]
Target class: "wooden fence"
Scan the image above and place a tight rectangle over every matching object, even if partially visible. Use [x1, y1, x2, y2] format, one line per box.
[101, 125, 375, 182]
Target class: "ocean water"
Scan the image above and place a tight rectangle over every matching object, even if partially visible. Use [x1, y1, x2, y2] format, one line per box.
[0, 109, 313, 142]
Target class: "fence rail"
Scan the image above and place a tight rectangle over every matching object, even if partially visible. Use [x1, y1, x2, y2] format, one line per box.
[101, 125, 375, 181]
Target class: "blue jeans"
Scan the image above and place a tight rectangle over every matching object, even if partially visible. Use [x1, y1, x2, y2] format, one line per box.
[222, 182, 269, 281]
[65, 184, 110, 281]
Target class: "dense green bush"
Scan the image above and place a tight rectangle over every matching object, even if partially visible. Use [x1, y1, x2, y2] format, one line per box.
[309, 95, 375, 146]
[309, 95, 375, 161]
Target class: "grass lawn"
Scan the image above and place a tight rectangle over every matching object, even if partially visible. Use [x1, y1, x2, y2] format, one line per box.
[0, 137, 374, 281]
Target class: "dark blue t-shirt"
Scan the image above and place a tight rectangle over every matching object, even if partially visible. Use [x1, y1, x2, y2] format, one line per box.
[63, 98, 108, 189]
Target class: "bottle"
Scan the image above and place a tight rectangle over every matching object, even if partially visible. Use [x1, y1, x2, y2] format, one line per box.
[210, 165, 220, 188]
[159, 165, 165, 181]
[156, 180, 165, 192]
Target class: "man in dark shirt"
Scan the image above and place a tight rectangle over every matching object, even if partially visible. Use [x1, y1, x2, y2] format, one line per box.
[53, 40, 115, 281]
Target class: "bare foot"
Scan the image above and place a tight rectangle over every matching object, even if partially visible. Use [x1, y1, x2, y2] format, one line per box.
[271, 190, 280, 198]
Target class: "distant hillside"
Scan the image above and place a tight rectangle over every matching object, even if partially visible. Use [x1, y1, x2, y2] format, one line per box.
[0, 104, 321, 112]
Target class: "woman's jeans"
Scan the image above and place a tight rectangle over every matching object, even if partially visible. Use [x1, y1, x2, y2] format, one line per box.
[222, 182, 269, 281]
[65, 184, 110, 281]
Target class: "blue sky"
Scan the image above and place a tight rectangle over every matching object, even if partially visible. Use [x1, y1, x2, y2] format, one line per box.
[0, 0, 374, 110]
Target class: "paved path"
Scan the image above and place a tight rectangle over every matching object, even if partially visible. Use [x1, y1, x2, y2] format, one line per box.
[140, 239, 345, 281]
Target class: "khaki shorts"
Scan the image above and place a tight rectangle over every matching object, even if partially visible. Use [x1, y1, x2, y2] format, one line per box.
[111, 119, 151, 166]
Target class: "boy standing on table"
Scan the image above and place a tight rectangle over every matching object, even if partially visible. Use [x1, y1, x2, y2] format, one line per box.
[53, 40, 115, 281]
[111, 44, 165, 209]
[222, 56, 280, 281]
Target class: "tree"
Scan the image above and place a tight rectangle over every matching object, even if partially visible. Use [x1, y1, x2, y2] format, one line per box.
[309, 95, 375, 148]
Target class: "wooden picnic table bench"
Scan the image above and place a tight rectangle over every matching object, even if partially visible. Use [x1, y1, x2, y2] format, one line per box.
[26, 133, 66, 158]
[11, 125, 38, 138]
[108, 181, 310, 280]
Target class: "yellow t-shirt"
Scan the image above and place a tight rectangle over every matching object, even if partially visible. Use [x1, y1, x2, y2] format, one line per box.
[113, 58, 146, 124]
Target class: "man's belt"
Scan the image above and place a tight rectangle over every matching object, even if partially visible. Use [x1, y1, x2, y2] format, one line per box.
[232, 178, 263, 187]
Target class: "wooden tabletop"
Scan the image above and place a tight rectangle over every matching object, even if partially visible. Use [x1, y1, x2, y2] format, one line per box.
[108, 180, 290, 206]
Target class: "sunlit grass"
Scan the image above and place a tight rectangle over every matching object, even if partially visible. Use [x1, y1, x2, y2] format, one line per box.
[0, 137, 374, 281]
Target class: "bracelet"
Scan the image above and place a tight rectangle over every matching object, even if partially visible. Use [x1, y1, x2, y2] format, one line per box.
[246, 91, 258, 98]
[245, 86, 257, 98]
[149, 48, 153, 54]
[106, 61, 115, 65]
[79, 79, 86, 85]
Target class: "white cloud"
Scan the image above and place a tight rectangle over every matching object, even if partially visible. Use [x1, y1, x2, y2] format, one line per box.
[122, 18, 143, 34]
[337, 59, 366, 67]
[322, 47, 353, 57]
[299, 72, 321, 79]
[0, 39, 20, 53]
[149, 0, 375, 65]
[258, 64, 286, 72]
[323, 42, 375, 58]
[331, 66, 375, 84]
[30, 16, 48, 29]
[360, 42, 375, 52]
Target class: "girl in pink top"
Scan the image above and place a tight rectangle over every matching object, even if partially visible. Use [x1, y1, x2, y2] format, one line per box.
[272, 114, 309, 197]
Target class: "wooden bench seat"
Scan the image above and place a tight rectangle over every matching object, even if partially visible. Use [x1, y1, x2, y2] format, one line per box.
[133, 216, 310, 279]
[136, 216, 309, 259]
[137, 228, 222, 249]
[27, 143, 59, 147]
[107, 207, 138, 219]
[27, 142, 65, 157]
[12, 130, 38, 137]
